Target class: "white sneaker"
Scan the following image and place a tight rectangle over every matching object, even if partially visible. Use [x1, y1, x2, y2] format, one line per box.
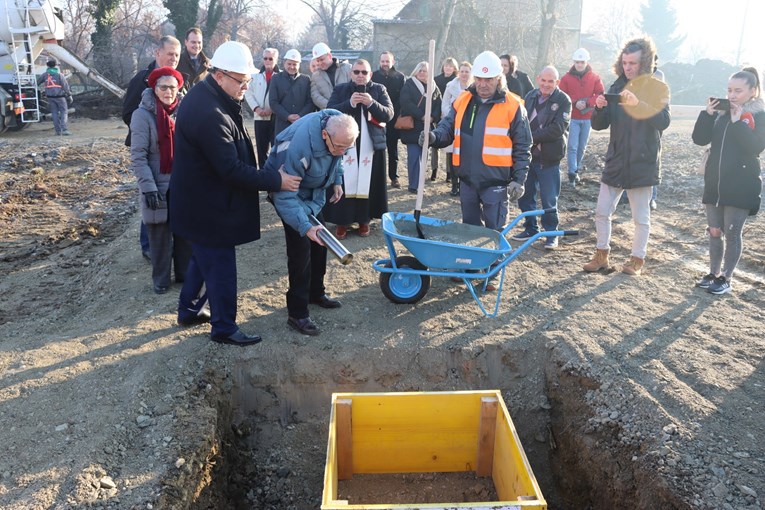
[544, 237, 559, 250]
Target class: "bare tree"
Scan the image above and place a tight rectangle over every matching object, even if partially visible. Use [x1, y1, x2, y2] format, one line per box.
[299, 0, 372, 49]
[62, 0, 95, 57]
[535, 0, 559, 69]
[433, 0, 457, 68]
[587, 2, 639, 57]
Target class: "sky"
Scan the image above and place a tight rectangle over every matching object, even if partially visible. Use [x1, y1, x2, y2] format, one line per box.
[284, 0, 764, 71]
[582, 0, 765, 70]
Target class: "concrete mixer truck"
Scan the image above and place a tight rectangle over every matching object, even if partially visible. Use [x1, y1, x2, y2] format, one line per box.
[0, 0, 125, 133]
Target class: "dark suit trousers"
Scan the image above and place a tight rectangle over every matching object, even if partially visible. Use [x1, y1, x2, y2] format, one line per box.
[282, 220, 327, 320]
[178, 243, 238, 336]
[254, 118, 275, 169]
[386, 124, 400, 181]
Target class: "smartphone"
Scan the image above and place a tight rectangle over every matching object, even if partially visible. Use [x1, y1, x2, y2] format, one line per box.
[604, 93, 624, 104]
[354, 84, 366, 93]
[710, 98, 730, 111]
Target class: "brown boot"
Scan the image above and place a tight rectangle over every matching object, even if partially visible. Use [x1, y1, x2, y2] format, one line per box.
[583, 249, 610, 272]
[621, 256, 644, 276]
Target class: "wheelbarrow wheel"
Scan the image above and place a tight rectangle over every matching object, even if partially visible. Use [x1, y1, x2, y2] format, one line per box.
[380, 256, 430, 304]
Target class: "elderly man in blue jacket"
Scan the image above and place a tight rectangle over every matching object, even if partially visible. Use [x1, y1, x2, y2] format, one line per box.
[266, 110, 359, 336]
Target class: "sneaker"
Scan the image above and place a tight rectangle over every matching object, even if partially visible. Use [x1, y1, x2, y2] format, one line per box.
[568, 173, 580, 187]
[62, 130, 72, 136]
[544, 236, 559, 250]
[696, 273, 717, 289]
[511, 231, 534, 242]
[707, 276, 732, 295]
[650, 199, 657, 211]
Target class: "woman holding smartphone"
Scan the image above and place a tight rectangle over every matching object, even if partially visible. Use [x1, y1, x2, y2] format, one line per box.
[691, 67, 765, 294]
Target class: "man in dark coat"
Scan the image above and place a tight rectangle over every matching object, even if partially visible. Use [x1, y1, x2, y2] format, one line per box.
[583, 36, 670, 276]
[175, 27, 210, 88]
[513, 66, 571, 249]
[170, 41, 301, 346]
[372, 51, 406, 187]
[324, 59, 394, 239]
[270, 49, 314, 136]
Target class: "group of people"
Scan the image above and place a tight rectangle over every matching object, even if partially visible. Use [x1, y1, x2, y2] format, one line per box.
[112, 27, 763, 346]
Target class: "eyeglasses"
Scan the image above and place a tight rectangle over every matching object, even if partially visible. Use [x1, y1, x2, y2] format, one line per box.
[325, 130, 354, 153]
[352, 70, 369, 75]
[220, 71, 252, 89]
[157, 85, 178, 91]
[263, 57, 274, 61]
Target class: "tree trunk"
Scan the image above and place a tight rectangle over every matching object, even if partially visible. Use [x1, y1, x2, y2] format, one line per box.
[536, 0, 559, 71]
[434, 0, 457, 70]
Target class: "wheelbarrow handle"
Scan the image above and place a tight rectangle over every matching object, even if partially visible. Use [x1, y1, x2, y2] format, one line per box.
[562, 230, 580, 236]
[502, 208, 558, 234]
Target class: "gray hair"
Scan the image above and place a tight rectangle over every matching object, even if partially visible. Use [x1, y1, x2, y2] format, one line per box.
[263, 47, 279, 59]
[158, 35, 181, 50]
[326, 114, 359, 139]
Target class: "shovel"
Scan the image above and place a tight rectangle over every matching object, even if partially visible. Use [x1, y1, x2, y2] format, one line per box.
[414, 39, 436, 239]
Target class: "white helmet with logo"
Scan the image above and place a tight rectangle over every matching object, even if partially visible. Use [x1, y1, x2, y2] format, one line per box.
[572, 48, 590, 62]
[284, 49, 301, 62]
[210, 41, 257, 75]
[312, 42, 331, 59]
[472, 51, 503, 78]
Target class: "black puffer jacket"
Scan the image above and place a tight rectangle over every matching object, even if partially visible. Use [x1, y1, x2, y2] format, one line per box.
[591, 74, 670, 189]
[692, 98, 765, 215]
[523, 87, 572, 164]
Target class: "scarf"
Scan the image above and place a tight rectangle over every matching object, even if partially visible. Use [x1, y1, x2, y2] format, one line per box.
[155, 97, 178, 173]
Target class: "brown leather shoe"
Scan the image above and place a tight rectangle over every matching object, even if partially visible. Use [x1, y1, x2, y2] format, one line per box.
[335, 225, 347, 240]
[358, 223, 370, 237]
[391, 179, 401, 188]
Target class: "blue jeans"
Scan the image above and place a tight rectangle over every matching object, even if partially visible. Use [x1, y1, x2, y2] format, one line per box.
[406, 144, 422, 191]
[518, 161, 560, 234]
[567, 119, 591, 176]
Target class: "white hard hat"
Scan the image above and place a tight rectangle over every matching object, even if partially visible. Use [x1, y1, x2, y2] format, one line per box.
[312, 42, 331, 59]
[210, 41, 257, 75]
[572, 48, 590, 62]
[284, 49, 301, 62]
[472, 51, 503, 78]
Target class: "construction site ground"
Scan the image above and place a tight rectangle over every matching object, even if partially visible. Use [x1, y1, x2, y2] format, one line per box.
[0, 112, 763, 510]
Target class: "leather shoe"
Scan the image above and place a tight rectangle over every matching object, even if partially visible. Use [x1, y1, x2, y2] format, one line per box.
[142, 250, 151, 263]
[309, 294, 342, 309]
[178, 309, 211, 327]
[358, 223, 370, 237]
[288, 316, 320, 336]
[210, 330, 262, 346]
[335, 225, 348, 240]
[154, 284, 169, 294]
[391, 179, 401, 188]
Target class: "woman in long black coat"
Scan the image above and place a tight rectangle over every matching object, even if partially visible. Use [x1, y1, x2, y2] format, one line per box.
[399, 61, 442, 193]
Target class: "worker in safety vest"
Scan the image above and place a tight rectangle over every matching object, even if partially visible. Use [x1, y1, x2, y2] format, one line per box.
[423, 50, 532, 291]
[424, 50, 532, 230]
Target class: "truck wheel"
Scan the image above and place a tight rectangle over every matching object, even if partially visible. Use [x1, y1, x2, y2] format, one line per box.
[380, 256, 430, 304]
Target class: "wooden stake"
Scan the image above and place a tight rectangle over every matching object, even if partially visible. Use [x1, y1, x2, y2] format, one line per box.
[476, 397, 498, 477]
[336, 399, 353, 480]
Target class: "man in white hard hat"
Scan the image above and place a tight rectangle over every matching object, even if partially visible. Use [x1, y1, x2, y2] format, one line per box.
[310, 42, 352, 110]
[423, 50, 532, 291]
[170, 41, 302, 346]
[270, 49, 314, 136]
[244, 48, 280, 169]
[512, 65, 571, 250]
[559, 47, 604, 187]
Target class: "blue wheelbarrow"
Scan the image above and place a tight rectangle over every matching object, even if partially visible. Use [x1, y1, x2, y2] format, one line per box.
[372, 209, 579, 317]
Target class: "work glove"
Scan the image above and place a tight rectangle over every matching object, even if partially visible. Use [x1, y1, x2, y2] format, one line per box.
[507, 181, 525, 201]
[143, 191, 162, 210]
[418, 131, 436, 147]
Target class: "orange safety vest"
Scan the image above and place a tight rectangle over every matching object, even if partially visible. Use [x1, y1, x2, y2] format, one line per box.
[452, 90, 521, 167]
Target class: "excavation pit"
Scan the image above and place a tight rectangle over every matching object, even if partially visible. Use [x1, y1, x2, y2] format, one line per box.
[189, 342, 688, 510]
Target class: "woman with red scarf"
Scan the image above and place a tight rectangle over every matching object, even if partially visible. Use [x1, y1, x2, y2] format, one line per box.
[130, 66, 191, 294]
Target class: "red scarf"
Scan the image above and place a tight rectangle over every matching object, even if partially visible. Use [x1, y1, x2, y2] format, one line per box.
[155, 97, 178, 173]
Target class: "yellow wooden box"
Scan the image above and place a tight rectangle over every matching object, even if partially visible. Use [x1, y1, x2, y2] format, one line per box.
[321, 390, 547, 509]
